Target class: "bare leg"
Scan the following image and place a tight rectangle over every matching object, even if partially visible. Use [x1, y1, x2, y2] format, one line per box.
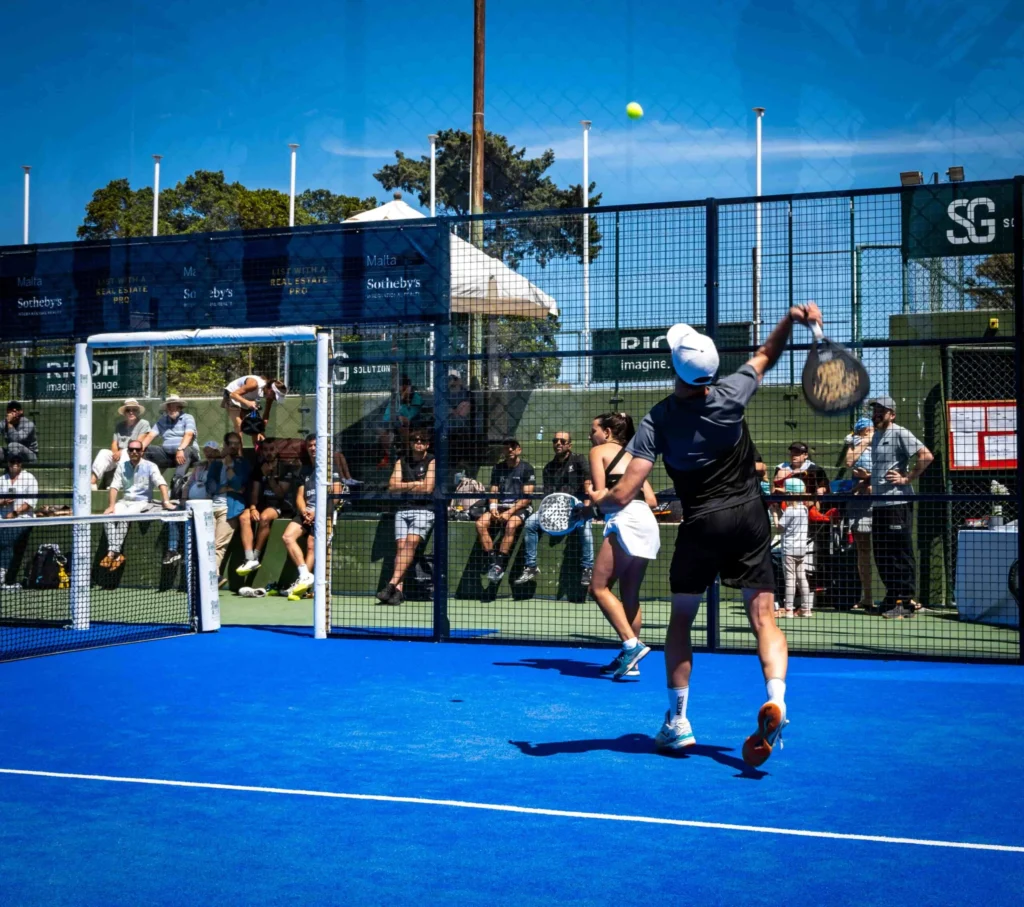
[304, 533, 315, 573]
[239, 513, 256, 551]
[618, 554, 648, 638]
[744, 587, 788, 682]
[390, 535, 421, 588]
[475, 512, 495, 554]
[282, 522, 305, 568]
[498, 515, 524, 555]
[589, 535, 637, 643]
[255, 508, 279, 555]
[665, 594, 701, 688]
[854, 531, 873, 605]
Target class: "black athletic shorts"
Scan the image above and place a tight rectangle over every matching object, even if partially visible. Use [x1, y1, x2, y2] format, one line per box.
[670, 497, 775, 594]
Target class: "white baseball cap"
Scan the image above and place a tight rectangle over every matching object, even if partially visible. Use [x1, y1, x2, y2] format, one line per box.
[667, 323, 719, 386]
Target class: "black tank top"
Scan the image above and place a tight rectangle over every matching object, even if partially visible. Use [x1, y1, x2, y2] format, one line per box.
[604, 447, 642, 500]
[400, 453, 434, 506]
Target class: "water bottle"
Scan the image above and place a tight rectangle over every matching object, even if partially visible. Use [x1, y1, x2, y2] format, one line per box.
[536, 426, 544, 441]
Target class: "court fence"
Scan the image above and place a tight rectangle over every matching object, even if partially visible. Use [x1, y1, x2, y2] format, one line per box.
[1, 177, 1021, 662]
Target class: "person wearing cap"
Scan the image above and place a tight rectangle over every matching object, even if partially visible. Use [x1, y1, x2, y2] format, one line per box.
[843, 416, 876, 610]
[90, 399, 152, 490]
[1, 401, 38, 466]
[0, 453, 39, 590]
[222, 374, 287, 444]
[773, 442, 829, 496]
[139, 394, 199, 486]
[869, 395, 934, 619]
[599, 303, 822, 766]
[476, 439, 536, 584]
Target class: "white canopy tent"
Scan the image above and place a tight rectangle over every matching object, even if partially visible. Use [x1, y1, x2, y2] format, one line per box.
[346, 196, 559, 318]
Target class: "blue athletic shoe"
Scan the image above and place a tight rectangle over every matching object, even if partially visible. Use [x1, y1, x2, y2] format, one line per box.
[654, 712, 696, 751]
[742, 701, 789, 767]
[611, 640, 650, 679]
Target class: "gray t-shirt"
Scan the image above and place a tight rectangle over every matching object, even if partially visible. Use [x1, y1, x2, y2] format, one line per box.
[628, 363, 762, 518]
[113, 418, 151, 450]
[151, 412, 199, 454]
[870, 424, 923, 505]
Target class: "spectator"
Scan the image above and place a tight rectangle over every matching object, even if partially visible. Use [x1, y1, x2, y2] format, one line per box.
[775, 477, 814, 617]
[476, 439, 535, 583]
[222, 374, 287, 443]
[773, 441, 829, 495]
[1, 401, 38, 465]
[0, 454, 38, 590]
[206, 432, 252, 578]
[376, 431, 436, 606]
[844, 417, 875, 610]
[377, 375, 424, 468]
[91, 399, 151, 489]
[513, 429, 594, 588]
[447, 370, 473, 462]
[100, 440, 175, 571]
[235, 452, 297, 577]
[869, 396, 934, 619]
[166, 439, 221, 563]
[140, 394, 199, 488]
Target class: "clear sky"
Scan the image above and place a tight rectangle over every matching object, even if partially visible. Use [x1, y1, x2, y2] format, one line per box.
[1, 0, 1022, 246]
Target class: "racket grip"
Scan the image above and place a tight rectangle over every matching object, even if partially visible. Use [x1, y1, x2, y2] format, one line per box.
[809, 321, 824, 341]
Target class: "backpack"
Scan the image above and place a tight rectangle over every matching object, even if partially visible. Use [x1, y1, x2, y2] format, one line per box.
[449, 477, 486, 520]
[28, 544, 68, 590]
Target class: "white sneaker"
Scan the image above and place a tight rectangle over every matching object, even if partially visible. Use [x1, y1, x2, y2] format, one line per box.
[287, 572, 314, 601]
[235, 558, 261, 576]
[654, 712, 697, 751]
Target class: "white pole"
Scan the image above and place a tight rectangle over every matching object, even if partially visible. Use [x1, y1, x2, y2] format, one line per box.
[152, 155, 161, 237]
[313, 330, 330, 639]
[581, 120, 591, 387]
[428, 134, 438, 216]
[22, 166, 31, 244]
[288, 144, 299, 227]
[752, 107, 764, 345]
[72, 343, 93, 630]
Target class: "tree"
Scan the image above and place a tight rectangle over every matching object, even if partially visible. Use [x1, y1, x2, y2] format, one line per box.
[78, 179, 157, 240]
[298, 188, 378, 223]
[965, 254, 1013, 310]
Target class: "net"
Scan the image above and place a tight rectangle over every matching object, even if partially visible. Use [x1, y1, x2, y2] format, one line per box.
[0, 511, 198, 662]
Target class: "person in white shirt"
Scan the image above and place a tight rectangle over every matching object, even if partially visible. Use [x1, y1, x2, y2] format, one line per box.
[101, 440, 174, 570]
[0, 454, 38, 589]
[775, 477, 813, 617]
[91, 398, 152, 489]
[222, 374, 287, 443]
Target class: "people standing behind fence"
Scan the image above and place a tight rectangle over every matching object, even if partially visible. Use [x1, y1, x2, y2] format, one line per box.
[773, 441, 829, 495]
[869, 396, 934, 619]
[101, 440, 175, 571]
[377, 376, 424, 469]
[235, 452, 298, 578]
[0, 454, 38, 590]
[476, 439, 535, 584]
[140, 395, 199, 490]
[843, 417, 876, 611]
[91, 399, 151, 489]
[1, 401, 38, 466]
[774, 477, 814, 618]
[514, 429, 594, 589]
[376, 431, 436, 606]
[206, 432, 252, 581]
[587, 412, 661, 677]
[446, 370, 473, 462]
[222, 374, 287, 443]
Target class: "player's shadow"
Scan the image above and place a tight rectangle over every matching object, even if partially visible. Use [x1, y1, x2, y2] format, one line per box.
[508, 735, 766, 779]
[493, 658, 618, 680]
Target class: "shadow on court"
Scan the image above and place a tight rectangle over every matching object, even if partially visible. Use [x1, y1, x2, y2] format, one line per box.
[493, 657, 615, 679]
[508, 735, 766, 779]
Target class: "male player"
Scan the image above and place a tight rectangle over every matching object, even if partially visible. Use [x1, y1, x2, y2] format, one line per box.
[601, 303, 822, 766]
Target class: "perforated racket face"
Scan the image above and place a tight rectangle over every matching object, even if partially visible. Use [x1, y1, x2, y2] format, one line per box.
[537, 493, 581, 536]
[1009, 560, 1019, 603]
[802, 336, 870, 414]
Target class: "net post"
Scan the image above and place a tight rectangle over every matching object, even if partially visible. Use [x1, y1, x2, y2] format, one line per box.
[705, 198, 721, 651]
[71, 342, 92, 631]
[1012, 174, 1023, 665]
[431, 323, 451, 642]
[187, 501, 220, 632]
[313, 330, 330, 639]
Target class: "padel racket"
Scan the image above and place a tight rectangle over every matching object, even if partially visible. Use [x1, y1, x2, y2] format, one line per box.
[537, 492, 584, 536]
[802, 322, 870, 415]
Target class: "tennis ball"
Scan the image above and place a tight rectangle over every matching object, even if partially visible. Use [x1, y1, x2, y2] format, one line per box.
[626, 101, 644, 120]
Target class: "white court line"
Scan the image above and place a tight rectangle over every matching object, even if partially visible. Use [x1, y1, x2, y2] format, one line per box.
[2, 767, 1022, 854]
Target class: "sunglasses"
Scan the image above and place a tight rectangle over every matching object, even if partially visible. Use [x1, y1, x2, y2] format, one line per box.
[552, 438, 570, 445]
[412, 438, 428, 444]
[128, 447, 143, 454]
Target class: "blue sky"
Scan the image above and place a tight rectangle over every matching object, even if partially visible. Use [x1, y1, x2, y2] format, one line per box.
[1, 0, 1022, 246]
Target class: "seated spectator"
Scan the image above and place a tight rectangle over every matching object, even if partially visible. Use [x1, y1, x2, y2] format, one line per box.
[1, 401, 38, 465]
[376, 432, 436, 606]
[222, 374, 287, 444]
[476, 439, 535, 583]
[514, 430, 594, 589]
[447, 370, 473, 461]
[140, 394, 199, 489]
[773, 441, 829, 495]
[206, 432, 252, 581]
[844, 417, 875, 610]
[0, 454, 38, 589]
[101, 441, 175, 571]
[165, 440, 221, 565]
[331, 436, 355, 485]
[235, 452, 298, 577]
[91, 399, 151, 489]
[377, 375, 424, 469]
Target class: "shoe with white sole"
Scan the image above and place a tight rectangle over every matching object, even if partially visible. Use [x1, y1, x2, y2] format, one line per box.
[654, 712, 696, 751]
[235, 558, 261, 576]
[287, 573, 314, 601]
[610, 640, 650, 679]
[599, 659, 639, 677]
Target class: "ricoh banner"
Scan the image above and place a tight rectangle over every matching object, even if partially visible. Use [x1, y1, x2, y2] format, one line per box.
[593, 324, 751, 384]
[24, 353, 146, 399]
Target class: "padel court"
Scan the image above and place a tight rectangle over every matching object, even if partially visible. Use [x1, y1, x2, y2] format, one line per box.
[1, 629, 1022, 905]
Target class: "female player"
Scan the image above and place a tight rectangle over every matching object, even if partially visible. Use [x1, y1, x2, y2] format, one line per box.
[587, 411, 661, 679]
[222, 374, 287, 442]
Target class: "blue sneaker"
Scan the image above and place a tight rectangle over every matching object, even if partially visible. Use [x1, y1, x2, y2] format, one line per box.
[654, 712, 696, 751]
[742, 701, 789, 767]
[611, 640, 650, 679]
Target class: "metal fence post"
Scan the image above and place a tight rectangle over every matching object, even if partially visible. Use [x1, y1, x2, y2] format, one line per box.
[1013, 175, 1023, 664]
[705, 197, 720, 651]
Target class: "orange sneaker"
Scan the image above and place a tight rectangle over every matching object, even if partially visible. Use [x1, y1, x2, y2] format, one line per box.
[742, 701, 788, 767]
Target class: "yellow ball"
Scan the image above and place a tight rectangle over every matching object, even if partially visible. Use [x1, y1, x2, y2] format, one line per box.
[626, 101, 644, 120]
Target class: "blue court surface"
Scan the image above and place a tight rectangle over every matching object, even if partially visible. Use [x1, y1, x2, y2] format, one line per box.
[1, 629, 1022, 906]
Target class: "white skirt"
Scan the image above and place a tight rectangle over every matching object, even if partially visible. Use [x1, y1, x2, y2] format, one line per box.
[603, 499, 661, 560]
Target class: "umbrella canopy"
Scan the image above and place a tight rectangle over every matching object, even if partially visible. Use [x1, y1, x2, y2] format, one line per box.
[347, 194, 559, 318]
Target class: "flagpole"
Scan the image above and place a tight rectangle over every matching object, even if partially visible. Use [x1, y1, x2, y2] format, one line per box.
[289, 144, 299, 227]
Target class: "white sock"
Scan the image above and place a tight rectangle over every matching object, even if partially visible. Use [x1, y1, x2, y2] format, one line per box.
[622, 636, 638, 649]
[766, 678, 787, 708]
[668, 687, 689, 724]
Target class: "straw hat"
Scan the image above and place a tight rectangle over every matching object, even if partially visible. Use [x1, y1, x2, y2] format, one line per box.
[117, 398, 146, 416]
[160, 394, 187, 411]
